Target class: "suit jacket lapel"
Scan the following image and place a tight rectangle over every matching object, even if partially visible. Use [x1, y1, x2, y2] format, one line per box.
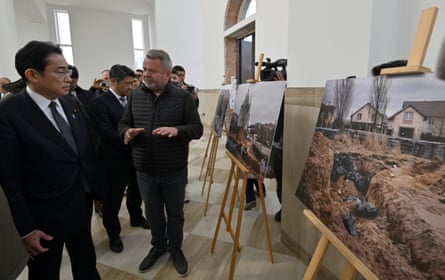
[20, 92, 78, 156]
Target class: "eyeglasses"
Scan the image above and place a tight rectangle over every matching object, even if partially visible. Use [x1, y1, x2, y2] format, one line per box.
[52, 69, 73, 78]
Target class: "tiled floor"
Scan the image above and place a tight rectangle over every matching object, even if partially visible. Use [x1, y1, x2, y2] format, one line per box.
[17, 128, 307, 279]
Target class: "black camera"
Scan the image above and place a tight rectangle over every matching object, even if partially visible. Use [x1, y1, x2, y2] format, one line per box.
[100, 80, 110, 88]
[256, 58, 287, 81]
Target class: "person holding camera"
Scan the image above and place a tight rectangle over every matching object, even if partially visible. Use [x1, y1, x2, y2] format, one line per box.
[89, 69, 111, 99]
[171, 65, 199, 108]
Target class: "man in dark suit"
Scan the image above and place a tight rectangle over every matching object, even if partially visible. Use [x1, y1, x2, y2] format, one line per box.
[68, 65, 96, 110]
[0, 41, 101, 279]
[89, 64, 149, 253]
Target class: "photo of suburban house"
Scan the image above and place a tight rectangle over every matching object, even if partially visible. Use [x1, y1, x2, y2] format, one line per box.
[350, 102, 388, 134]
[387, 101, 445, 141]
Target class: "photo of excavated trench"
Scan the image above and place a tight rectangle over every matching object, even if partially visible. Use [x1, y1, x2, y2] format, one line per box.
[296, 131, 445, 279]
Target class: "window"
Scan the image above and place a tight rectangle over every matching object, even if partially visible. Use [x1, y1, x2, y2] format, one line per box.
[404, 111, 413, 121]
[131, 19, 145, 69]
[357, 113, 362, 120]
[238, 34, 255, 83]
[238, 0, 256, 21]
[54, 10, 74, 65]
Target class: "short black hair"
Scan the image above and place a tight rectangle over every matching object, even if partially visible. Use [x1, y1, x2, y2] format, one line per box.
[15, 40, 63, 80]
[69, 65, 79, 79]
[110, 64, 136, 81]
[172, 65, 185, 74]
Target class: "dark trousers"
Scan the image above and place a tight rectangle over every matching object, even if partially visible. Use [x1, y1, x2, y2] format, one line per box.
[269, 146, 283, 204]
[136, 168, 186, 252]
[245, 178, 265, 203]
[102, 168, 143, 238]
[27, 194, 100, 280]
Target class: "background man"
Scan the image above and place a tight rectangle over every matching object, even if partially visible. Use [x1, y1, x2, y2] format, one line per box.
[0, 77, 11, 100]
[68, 65, 96, 110]
[0, 40, 100, 279]
[119, 49, 203, 277]
[171, 65, 199, 108]
[89, 64, 149, 253]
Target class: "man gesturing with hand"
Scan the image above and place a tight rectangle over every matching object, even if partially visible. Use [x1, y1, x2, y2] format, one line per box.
[119, 49, 202, 277]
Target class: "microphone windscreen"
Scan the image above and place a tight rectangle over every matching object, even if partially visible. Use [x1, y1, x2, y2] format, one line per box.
[437, 38, 445, 80]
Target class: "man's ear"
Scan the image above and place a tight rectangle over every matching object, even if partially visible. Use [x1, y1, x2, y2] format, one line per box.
[24, 69, 40, 83]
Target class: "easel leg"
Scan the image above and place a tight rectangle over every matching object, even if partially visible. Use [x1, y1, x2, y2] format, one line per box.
[211, 162, 235, 253]
[201, 133, 213, 195]
[257, 178, 274, 263]
[302, 235, 330, 280]
[203, 136, 219, 215]
[229, 175, 248, 280]
[199, 131, 213, 181]
[340, 260, 358, 280]
[227, 168, 242, 227]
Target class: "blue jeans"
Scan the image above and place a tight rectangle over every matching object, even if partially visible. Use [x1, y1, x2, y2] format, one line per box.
[136, 168, 186, 252]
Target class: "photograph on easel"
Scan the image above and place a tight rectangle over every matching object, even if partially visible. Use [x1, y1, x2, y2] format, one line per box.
[296, 73, 445, 279]
[212, 86, 231, 137]
[225, 81, 286, 178]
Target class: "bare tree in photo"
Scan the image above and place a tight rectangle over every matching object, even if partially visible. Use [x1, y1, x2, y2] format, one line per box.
[369, 76, 390, 133]
[333, 77, 354, 129]
[432, 117, 445, 140]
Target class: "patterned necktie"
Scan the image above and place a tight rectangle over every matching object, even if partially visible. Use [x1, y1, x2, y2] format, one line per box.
[119, 96, 127, 107]
[49, 101, 78, 154]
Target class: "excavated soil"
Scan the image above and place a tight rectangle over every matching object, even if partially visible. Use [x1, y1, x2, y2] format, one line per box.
[296, 132, 445, 279]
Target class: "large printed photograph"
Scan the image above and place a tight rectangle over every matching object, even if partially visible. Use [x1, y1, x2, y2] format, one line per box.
[225, 81, 286, 178]
[212, 86, 231, 137]
[296, 73, 445, 279]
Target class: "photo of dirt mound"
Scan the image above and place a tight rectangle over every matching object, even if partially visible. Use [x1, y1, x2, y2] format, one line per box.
[296, 131, 445, 279]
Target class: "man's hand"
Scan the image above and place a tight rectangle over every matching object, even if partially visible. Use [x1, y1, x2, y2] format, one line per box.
[124, 128, 145, 144]
[152, 127, 178, 138]
[23, 230, 53, 257]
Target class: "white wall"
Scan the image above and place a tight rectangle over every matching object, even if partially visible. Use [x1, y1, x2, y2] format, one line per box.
[0, 0, 19, 79]
[0, 0, 152, 88]
[3, 0, 445, 89]
[201, 0, 226, 88]
[255, 0, 289, 65]
[287, 0, 374, 87]
[154, 0, 206, 89]
[369, 0, 445, 76]
[46, 4, 151, 88]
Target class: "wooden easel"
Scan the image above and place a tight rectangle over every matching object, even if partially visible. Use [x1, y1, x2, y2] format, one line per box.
[381, 6, 438, 75]
[199, 128, 213, 181]
[211, 151, 274, 280]
[246, 53, 264, 83]
[302, 210, 378, 280]
[201, 127, 220, 215]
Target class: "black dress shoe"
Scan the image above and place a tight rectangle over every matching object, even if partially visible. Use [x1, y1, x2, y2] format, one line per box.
[139, 247, 167, 272]
[274, 209, 281, 222]
[130, 217, 150, 229]
[109, 236, 123, 253]
[171, 250, 188, 277]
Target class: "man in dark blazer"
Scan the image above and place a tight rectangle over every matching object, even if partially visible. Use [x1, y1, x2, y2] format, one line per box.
[68, 65, 96, 110]
[89, 64, 149, 253]
[0, 41, 101, 279]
